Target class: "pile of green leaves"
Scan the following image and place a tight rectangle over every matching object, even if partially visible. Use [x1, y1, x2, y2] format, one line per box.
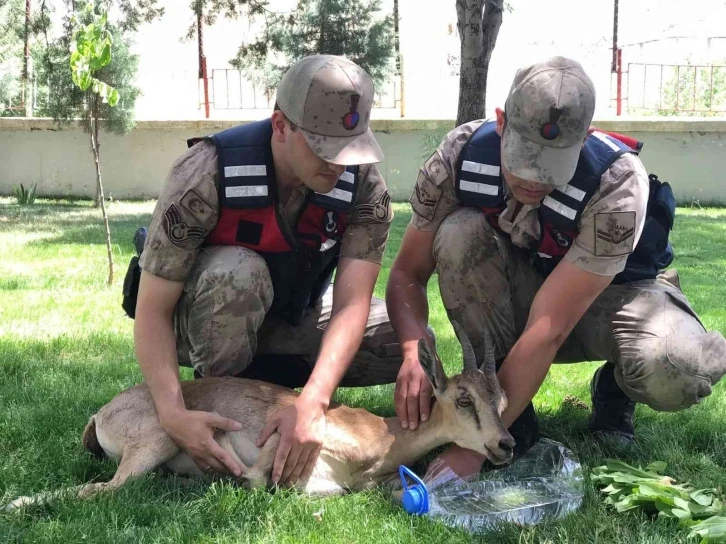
[591, 460, 726, 542]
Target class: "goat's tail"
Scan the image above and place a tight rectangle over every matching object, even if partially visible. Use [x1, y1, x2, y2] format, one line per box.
[82, 416, 105, 460]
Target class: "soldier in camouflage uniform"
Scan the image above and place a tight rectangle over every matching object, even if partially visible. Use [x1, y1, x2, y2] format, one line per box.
[386, 56, 726, 478]
[132, 55, 401, 488]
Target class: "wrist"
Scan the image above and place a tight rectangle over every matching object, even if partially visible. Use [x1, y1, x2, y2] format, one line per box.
[298, 386, 330, 411]
[402, 339, 423, 361]
[157, 405, 187, 428]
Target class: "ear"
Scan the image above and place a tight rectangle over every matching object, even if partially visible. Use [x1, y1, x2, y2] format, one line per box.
[495, 107, 506, 137]
[583, 125, 596, 146]
[271, 110, 288, 143]
[418, 338, 447, 394]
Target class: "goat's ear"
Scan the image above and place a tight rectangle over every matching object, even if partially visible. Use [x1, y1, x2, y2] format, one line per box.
[418, 338, 447, 394]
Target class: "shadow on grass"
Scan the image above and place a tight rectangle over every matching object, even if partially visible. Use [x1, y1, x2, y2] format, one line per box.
[0, 277, 35, 291]
[1, 201, 152, 249]
[22, 216, 151, 248]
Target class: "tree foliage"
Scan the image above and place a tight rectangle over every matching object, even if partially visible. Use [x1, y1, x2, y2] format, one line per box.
[0, 0, 27, 114]
[186, 0, 269, 40]
[0, 0, 25, 64]
[70, 5, 120, 106]
[35, 1, 151, 135]
[188, 0, 396, 96]
[59, 0, 165, 33]
[115, 0, 165, 32]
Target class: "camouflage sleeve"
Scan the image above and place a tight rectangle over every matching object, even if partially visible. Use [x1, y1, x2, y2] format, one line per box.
[339, 163, 393, 264]
[563, 153, 649, 276]
[407, 122, 485, 232]
[139, 140, 220, 282]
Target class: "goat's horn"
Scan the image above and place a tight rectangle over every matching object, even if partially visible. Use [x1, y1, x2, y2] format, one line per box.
[451, 320, 478, 371]
[481, 326, 496, 375]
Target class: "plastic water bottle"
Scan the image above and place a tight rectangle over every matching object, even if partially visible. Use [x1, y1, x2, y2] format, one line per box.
[398, 439, 584, 533]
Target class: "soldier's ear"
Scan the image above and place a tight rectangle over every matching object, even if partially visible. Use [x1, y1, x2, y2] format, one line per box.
[495, 108, 506, 136]
[271, 110, 288, 142]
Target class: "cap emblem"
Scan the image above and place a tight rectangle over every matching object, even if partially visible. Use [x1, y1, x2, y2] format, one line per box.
[540, 106, 563, 140]
[342, 94, 360, 131]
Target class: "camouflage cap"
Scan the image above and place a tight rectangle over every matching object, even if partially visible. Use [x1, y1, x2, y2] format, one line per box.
[502, 56, 596, 186]
[276, 55, 384, 166]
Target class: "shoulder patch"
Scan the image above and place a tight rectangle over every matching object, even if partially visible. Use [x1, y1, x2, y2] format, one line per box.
[179, 188, 216, 225]
[409, 175, 442, 221]
[164, 204, 208, 248]
[356, 191, 392, 223]
[594, 211, 636, 256]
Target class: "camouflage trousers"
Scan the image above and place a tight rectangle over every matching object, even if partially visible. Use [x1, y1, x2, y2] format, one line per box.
[173, 246, 403, 388]
[434, 208, 726, 412]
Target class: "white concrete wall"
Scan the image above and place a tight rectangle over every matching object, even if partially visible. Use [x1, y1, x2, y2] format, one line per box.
[1, 118, 725, 204]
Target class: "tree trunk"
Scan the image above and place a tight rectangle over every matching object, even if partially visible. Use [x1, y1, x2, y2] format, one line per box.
[455, 0, 503, 126]
[89, 95, 114, 287]
[93, 98, 101, 207]
[393, 0, 401, 75]
[22, 0, 31, 116]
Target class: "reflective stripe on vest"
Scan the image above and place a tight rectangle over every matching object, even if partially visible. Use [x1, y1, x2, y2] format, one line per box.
[312, 169, 357, 211]
[455, 121, 638, 256]
[224, 164, 269, 200]
[195, 118, 357, 252]
[187, 120, 361, 326]
[538, 130, 635, 231]
[454, 122, 505, 209]
[203, 118, 358, 212]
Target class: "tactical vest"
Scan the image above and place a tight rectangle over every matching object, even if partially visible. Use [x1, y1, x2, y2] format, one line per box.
[189, 119, 359, 326]
[454, 121, 675, 283]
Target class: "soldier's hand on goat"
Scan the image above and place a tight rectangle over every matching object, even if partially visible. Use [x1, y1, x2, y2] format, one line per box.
[257, 397, 327, 486]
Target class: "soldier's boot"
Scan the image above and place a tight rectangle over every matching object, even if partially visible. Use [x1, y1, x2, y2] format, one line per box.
[587, 361, 636, 447]
[508, 402, 540, 459]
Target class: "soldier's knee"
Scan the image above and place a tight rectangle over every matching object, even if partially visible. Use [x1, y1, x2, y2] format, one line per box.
[197, 246, 274, 310]
[433, 208, 497, 266]
[617, 333, 724, 411]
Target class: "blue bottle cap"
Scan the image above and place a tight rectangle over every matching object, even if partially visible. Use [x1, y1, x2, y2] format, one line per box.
[399, 465, 429, 515]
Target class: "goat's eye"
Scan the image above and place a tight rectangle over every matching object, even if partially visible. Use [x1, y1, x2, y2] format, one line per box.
[456, 397, 472, 408]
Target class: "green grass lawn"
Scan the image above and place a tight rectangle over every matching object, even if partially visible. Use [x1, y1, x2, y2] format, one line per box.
[1, 197, 725, 543]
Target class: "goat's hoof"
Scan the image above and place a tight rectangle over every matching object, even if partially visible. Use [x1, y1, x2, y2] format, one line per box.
[78, 482, 108, 499]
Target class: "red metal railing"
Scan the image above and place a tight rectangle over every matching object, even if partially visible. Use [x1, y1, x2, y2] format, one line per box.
[625, 62, 726, 114]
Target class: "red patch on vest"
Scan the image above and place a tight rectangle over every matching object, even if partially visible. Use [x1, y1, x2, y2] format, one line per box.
[207, 202, 348, 253]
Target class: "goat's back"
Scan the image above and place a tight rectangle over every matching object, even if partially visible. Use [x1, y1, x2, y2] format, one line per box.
[87, 377, 307, 458]
[97, 376, 303, 432]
